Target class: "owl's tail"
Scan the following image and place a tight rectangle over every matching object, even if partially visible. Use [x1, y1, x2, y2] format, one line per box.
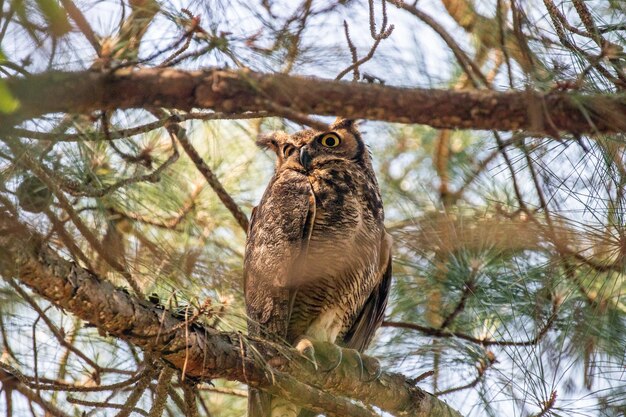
[269, 397, 300, 417]
[296, 408, 318, 417]
[248, 388, 271, 417]
[248, 388, 306, 417]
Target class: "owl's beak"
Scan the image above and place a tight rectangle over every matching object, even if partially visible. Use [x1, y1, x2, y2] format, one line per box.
[299, 147, 312, 171]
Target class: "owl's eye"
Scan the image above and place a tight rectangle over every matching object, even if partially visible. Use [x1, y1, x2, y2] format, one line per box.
[319, 133, 341, 148]
[283, 144, 296, 157]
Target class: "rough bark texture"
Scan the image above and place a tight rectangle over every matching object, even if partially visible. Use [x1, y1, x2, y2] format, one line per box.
[0, 215, 462, 417]
[2, 68, 625, 135]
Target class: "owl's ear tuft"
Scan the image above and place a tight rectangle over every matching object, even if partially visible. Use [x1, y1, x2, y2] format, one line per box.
[330, 118, 359, 131]
[256, 133, 277, 151]
[256, 132, 288, 154]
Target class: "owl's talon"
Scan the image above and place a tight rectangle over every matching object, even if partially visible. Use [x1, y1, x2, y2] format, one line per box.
[320, 344, 343, 373]
[294, 337, 317, 370]
[360, 355, 382, 383]
[356, 350, 365, 380]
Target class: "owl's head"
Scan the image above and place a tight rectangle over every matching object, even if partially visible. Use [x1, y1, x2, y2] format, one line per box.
[257, 119, 371, 173]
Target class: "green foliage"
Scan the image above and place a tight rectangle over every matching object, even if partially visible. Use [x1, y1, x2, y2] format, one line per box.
[0, 79, 20, 113]
[0, 50, 19, 113]
[34, 0, 71, 37]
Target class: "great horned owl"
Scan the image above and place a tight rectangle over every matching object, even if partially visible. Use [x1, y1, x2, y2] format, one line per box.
[244, 119, 392, 417]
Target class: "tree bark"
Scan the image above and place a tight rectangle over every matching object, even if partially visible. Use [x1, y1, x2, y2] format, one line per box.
[2, 68, 625, 135]
[0, 213, 462, 417]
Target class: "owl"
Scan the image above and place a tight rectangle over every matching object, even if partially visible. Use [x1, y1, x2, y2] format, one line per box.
[244, 119, 392, 417]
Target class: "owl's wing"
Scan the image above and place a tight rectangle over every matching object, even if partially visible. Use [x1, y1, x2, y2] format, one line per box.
[342, 231, 393, 352]
[244, 170, 315, 340]
[245, 172, 315, 417]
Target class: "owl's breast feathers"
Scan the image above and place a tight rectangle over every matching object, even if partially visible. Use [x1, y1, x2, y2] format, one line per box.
[287, 163, 389, 347]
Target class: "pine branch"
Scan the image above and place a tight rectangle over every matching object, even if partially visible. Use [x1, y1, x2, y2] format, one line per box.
[2, 68, 626, 135]
[0, 213, 462, 417]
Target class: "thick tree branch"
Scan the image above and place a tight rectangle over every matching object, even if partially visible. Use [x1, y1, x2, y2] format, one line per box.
[2, 68, 625, 135]
[0, 213, 462, 417]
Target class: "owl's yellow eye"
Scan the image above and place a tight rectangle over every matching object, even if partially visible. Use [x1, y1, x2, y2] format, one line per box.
[319, 133, 341, 148]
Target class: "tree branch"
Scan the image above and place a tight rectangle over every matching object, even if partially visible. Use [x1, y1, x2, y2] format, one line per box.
[2, 68, 625, 135]
[0, 213, 462, 417]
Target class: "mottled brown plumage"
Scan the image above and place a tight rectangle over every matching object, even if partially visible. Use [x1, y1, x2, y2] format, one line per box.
[244, 119, 392, 417]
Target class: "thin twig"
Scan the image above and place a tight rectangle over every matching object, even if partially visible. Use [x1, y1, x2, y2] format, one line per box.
[571, 0, 626, 84]
[196, 384, 247, 397]
[395, 1, 487, 88]
[382, 313, 556, 347]
[43, 139, 178, 198]
[196, 394, 214, 417]
[496, 0, 514, 88]
[7, 280, 103, 375]
[336, 0, 394, 81]
[67, 396, 149, 416]
[166, 386, 188, 415]
[158, 9, 207, 68]
[281, 0, 313, 74]
[60, 0, 101, 55]
[439, 279, 476, 330]
[541, 0, 624, 88]
[11, 112, 268, 142]
[182, 382, 200, 417]
[148, 367, 175, 417]
[0, 367, 72, 417]
[44, 207, 93, 269]
[450, 135, 527, 200]
[435, 351, 495, 395]
[534, 390, 558, 417]
[173, 124, 250, 232]
[343, 21, 360, 81]
[542, 0, 590, 38]
[0, 361, 148, 393]
[493, 131, 527, 211]
[0, 314, 18, 362]
[102, 112, 153, 167]
[108, 182, 203, 230]
[114, 364, 157, 417]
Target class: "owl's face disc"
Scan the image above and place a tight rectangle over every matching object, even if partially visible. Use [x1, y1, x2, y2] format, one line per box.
[257, 119, 371, 174]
